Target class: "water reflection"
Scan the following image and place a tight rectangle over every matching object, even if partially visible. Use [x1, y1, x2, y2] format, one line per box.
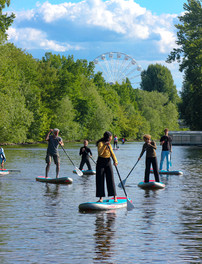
[93, 211, 116, 263]
[44, 183, 60, 199]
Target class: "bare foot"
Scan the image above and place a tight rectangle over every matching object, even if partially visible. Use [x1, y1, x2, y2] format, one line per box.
[97, 199, 103, 203]
[114, 197, 118, 202]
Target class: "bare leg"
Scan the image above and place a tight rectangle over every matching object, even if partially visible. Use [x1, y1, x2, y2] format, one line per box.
[46, 163, 51, 178]
[56, 163, 60, 178]
[114, 196, 117, 202]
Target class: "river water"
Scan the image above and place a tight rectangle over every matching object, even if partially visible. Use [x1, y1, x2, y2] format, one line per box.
[0, 142, 201, 264]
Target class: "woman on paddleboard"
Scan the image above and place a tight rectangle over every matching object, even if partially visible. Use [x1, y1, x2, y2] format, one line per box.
[96, 131, 118, 203]
[45, 128, 64, 178]
[138, 134, 160, 183]
[79, 140, 92, 171]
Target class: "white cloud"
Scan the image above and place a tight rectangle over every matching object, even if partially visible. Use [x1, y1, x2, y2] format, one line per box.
[7, 27, 82, 52]
[7, 0, 179, 54]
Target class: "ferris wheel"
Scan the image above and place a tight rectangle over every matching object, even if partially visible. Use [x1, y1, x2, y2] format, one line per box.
[93, 52, 142, 86]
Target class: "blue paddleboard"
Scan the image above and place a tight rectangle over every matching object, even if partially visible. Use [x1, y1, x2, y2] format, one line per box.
[0, 169, 9, 175]
[138, 180, 165, 189]
[79, 197, 132, 211]
[73, 169, 96, 175]
[36, 176, 73, 184]
[150, 169, 183, 175]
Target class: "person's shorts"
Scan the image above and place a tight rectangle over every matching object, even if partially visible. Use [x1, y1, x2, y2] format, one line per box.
[46, 153, 60, 165]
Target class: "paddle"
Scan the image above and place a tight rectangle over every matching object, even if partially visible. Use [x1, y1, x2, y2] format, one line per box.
[118, 159, 139, 188]
[53, 134, 83, 176]
[107, 145, 135, 211]
[59, 144, 83, 176]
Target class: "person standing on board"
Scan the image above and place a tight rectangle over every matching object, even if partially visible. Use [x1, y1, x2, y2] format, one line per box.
[45, 128, 64, 178]
[138, 134, 160, 183]
[159, 128, 172, 171]
[113, 135, 118, 149]
[79, 140, 93, 171]
[96, 131, 118, 203]
[0, 147, 6, 169]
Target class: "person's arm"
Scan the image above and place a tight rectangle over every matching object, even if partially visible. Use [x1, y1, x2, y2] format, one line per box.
[109, 144, 118, 165]
[160, 136, 164, 145]
[45, 129, 53, 141]
[59, 138, 64, 146]
[149, 141, 157, 149]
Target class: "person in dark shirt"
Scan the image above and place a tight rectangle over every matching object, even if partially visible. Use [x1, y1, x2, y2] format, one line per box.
[45, 128, 64, 178]
[79, 140, 92, 171]
[159, 128, 172, 171]
[138, 134, 160, 183]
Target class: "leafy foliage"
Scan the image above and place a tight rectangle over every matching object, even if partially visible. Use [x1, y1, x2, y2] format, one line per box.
[167, 0, 202, 130]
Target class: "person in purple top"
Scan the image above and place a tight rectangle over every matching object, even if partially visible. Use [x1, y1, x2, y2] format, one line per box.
[45, 128, 64, 178]
[159, 128, 172, 171]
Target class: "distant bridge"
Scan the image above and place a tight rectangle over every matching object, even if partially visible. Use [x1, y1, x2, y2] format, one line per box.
[169, 131, 202, 146]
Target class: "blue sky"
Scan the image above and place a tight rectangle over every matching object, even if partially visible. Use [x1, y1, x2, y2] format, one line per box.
[5, 0, 187, 90]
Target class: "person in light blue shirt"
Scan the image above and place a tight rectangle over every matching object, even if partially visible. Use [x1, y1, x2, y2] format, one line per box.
[159, 128, 172, 171]
[0, 147, 6, 169]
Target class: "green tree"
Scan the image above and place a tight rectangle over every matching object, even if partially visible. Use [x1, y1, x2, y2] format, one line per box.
[167, 0, 202, 130]
[140, 64, 180, 104]
[0, 0, 15, 42]
[135, 90, 179, 139]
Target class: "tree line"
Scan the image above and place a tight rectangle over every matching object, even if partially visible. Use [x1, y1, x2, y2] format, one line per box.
[0, 0, 201, 144]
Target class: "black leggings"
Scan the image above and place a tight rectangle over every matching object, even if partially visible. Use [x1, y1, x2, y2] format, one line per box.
[79, 157, 92, 170]
[145, 157, 160, 182]
[96, 157, 117, 197]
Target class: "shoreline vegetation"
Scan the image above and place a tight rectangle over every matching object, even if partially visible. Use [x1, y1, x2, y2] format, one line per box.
[0, 46, 181, 144]
[1, 1, 201, 144]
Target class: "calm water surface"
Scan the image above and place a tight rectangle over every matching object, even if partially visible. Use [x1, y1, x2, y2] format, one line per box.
[0, 142, 201, 264]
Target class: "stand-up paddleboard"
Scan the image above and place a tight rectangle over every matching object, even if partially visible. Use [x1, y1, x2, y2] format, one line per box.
[36, 176, 73, 184]
[73, 169, 96, 175]
[0, 169, 9, 175]
[79, 197, 132, 211]
[150, 169, 183, 175]
[138, 180, 165, 190]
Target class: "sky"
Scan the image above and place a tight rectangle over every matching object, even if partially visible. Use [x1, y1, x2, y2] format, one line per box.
[5, 0, 187, 91]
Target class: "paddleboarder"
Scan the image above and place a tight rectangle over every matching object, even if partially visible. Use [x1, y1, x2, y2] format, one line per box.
[79, 140, 93, 171]
[96, 131, 118, 203]
[159, 128, 172, 171]
[138, 134, 160, 183]
[0, 146, 6, 169]
[113, 135, 118, 149]
[45, 128, 64, 178]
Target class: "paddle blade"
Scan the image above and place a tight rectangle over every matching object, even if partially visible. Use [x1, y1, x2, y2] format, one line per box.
[127, 199, 135, 211]
[75, 167, 83, 176]
[118, 178, 126, 188]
